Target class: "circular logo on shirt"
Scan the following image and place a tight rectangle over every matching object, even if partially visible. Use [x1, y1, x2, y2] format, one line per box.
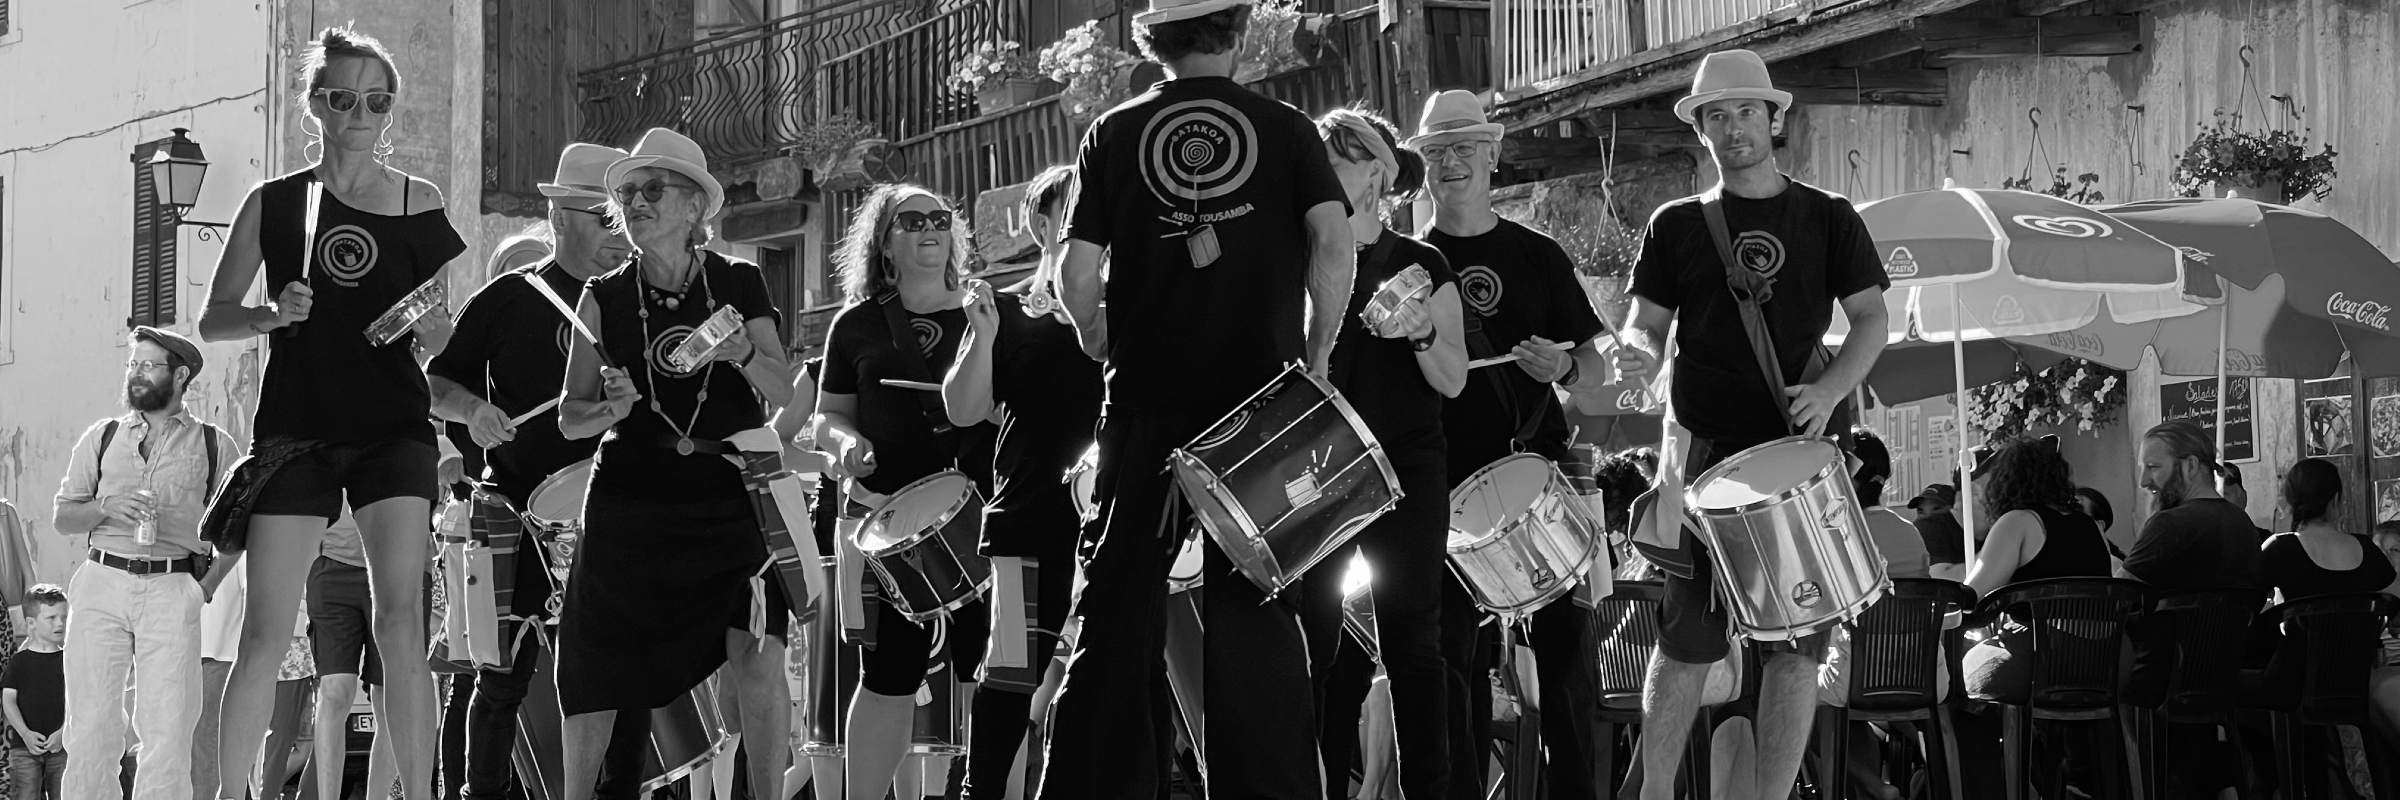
[911, 318, 945, 358]
[1191, 411, 1250, 452]
[1734, 231, 1785, 279]
[1458, 265, 1503, 317]
[645, 324, 703, 379]
[1139, 100, 1261, 206]
[553, 322, 573, 358]
[318, 225, 381, 287]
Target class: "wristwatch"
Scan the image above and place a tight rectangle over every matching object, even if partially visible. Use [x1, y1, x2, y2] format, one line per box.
[1409, 330, 1436, 352]
[736, 347, 758, 369]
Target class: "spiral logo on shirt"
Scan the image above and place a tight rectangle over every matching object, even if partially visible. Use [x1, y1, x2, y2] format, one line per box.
[1458, 265, 1503, 317]
[1734, 231, 1785, 279]
[318, 225, 381, 287]
[911, 318, 945, 358]
[645, 324, 702, 379]
[1139, 100, 1261, 205]
[1190, 411, 1250, 452]
[553, 322, 573, 358]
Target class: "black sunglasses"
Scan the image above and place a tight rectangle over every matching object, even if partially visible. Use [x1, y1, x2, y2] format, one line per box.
[892, 209, 954, 233]
[614, 179, 696, 205]
[313, 88, 395, 115]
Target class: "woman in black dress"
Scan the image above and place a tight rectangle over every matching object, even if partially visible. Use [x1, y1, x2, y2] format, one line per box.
[197, 26, 466, 800]
[556, 127, 795, 800]
[812, 184, 991, 800]
[1298, 108, 1467, 800]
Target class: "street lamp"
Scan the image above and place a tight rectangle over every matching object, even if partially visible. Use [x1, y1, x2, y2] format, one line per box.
[149, 128, 227, 241]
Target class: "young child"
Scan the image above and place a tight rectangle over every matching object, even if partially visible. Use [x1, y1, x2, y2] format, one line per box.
[5, 586, 67, 800]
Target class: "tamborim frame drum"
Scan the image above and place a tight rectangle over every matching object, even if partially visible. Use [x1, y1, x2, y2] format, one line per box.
[856, 471, 992, 623]
[1447, 454, 1603, 619]
[1686, 436, 1888, 642]
[1169, 365, 1401, 596]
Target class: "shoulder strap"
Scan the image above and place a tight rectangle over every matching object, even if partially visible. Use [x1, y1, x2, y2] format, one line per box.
[201, 422, 222, 503]
[95, 420, 120, 487]
[877, 291, 957, 436]
[1331, 232, 1404, 391]
[1701, 188, 1795, 436]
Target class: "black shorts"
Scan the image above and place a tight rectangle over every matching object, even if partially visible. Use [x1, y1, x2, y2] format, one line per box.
[252, 438, 440, 521]
[860, 597, 990, 697]
[309, 556, 382, 685]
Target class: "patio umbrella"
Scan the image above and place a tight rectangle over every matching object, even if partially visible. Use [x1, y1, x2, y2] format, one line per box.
[1845, 183, 2197, 560]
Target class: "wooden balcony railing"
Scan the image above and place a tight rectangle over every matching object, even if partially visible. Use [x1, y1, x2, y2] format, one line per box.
[574, 0, 917, 166]
[1493, 0, 1795, 97]
[824, 96, 1076, 257]
[1251, 2, 1491, 122]
[819, 0, 1031, 147]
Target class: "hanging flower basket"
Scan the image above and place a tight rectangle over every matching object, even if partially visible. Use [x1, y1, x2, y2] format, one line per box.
[1966, 357, 2127, 440]
[1234, 1, 1339, 83]
[793, 114, 884, 191]
[2171, 108, 2337, 204]
[816, 138, 905, 192]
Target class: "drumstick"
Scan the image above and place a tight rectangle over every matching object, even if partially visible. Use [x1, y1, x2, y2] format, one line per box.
[507, 396, 563, 428]
[521, 273, 617, 370]
[279, 182, 324, 340]
[1469, 341, 1574, 370]
[880, 379, 943, 392]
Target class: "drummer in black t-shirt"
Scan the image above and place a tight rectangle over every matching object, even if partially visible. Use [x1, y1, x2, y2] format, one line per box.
[939, 165, 1104, 800]
[811, 184, 996, 800]
[196, 27, 468, 800]
[1612, 50, 1890, 800]
[426, 143, 653, 800]
[1040, 1, 1355, 796]
[555, 128, 796, 800]
[1409, 89, 1614, 800]
[1297, 109, 1468, 800]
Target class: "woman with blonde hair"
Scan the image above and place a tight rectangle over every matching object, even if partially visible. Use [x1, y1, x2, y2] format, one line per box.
[811, 183, 993, 800]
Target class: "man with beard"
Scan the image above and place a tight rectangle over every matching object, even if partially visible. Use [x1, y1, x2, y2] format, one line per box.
[1615, 49, 1890, 800]
[1406, 88, 1613, 800]
[426, 143, 652, 800]
[51, 326, 239, 800]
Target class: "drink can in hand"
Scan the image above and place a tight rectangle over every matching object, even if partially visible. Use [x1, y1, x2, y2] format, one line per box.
[133, 488, 159, 546]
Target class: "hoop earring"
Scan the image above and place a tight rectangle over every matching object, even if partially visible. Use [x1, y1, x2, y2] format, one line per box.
[300, 115, 326, 164]
[373, 116, 396, 162]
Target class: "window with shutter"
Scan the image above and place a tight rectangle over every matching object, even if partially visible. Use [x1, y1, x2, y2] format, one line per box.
[1, 0, 12, 38]
[129, 138, 179, 329]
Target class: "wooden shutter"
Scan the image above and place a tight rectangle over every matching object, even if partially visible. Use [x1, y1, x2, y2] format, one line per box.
[1, 1, 12, 37]
[129, 139, 178, 328]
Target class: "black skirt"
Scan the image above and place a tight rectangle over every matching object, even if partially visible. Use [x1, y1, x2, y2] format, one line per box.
[556, 490, 792, 714]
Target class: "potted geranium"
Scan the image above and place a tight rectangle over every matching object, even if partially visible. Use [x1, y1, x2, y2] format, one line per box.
[2171, 108, 2338, 204]
[2003, 166, 2105, 205]
[947, 40, 1044, 114]
[794, 113, 887, 191]
[1234, 0, 1338, 83]
[1039, 20, 1144, 131]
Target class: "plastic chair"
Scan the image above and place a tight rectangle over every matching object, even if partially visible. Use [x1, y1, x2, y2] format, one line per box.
[2127, 588, 2266, 799]
[1584, 581, 1734, 800]
[1966, 577, 2150, 800]
[1812, 579, 1974, 800]
[2240, 592, 2399, 800]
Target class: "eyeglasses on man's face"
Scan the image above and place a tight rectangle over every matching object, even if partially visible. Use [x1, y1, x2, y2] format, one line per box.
[125, 360, 174, 374]
[1417, 141, 1487, 163]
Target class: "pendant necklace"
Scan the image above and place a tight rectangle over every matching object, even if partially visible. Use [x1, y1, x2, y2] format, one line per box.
[646, 260, 698, 311]
[636, 250, 716, 455]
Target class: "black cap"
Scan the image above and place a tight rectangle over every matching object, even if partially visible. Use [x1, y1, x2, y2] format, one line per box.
[1906, 483, 1958, 510]
[131, 326, 204, 375]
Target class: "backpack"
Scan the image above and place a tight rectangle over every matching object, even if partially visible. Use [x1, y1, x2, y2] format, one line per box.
[95, 419, 223, 502]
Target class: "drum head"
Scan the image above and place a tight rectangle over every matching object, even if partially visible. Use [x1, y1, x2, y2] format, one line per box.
[1447, 455, 1554, 550]
[1166, 530, 1205, 586]
[858, 472, 975, 554]
[1692, 437, 1841, 511]
[526, 461, 595, 526]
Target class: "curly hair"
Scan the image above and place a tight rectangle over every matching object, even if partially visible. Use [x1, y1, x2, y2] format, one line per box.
[1591, 453, 1650, 534]
[833, 184, 972, 305]
[1134, 6, 1251, 62]
[1979, 436, 2078, 516]
[26, 584, 66, 611]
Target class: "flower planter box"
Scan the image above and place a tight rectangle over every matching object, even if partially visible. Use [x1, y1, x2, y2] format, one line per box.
[815, 138, 903, 192]
[975, 78, 1045, 115]
[2205, 174, 2288, 204]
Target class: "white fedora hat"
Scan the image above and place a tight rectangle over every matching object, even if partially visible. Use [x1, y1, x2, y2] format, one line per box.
[1134, 0, 1255, 26]
[538, 143, 629, 203]
[605, 128, 725, 220]
[1673, 49, 1792, 123]
[1405, 89, 1505, 147]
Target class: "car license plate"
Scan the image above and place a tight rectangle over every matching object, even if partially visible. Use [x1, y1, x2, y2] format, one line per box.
[351, 714, 376, 733]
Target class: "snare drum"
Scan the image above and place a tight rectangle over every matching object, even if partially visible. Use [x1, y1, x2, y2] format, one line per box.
[511, 657, 732, 800]
[1340, 552, 1379, 663]
[856, 471, 992, 623]
[911, 624, 970, 757]
[1447, 454, 1604, 618]
[1686, 436, 1888, 642]
[1170, 366, 1401, 596]
[1161, 588, 1206, 769]
[524, 461, 594, 591]
[798, 558, 858, 760]
[1166, 529, 1205, 593]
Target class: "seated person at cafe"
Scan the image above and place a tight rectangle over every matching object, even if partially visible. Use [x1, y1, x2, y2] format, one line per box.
[1957, 436, 2113, 702]
[1909, 484, 1967, 582]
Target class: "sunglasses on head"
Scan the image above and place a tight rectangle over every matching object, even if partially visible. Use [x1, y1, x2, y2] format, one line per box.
[892, 209, 953, 233]
[313, 88, 395, 115]
[614, 179, 695, 205]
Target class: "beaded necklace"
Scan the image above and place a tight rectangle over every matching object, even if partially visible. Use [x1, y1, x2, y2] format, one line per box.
[636, 250, 716, 456]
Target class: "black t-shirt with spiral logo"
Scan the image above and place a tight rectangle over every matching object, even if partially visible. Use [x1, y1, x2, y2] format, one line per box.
[585, 250, 780, 501]
[254, 168, 467, 446]
[1629, 179, 1887, 444]
[819, 296, 980, 498]
[426, 260, 597, 505]
[1423, 218, 1605, 484]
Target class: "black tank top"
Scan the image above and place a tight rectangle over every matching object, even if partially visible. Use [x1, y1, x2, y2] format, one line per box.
[587, 250, 779, 501]
[253, 169, 467, 445]
[2014, 505, 2113, 582]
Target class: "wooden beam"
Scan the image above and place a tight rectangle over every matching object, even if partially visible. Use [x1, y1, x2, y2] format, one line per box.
[1492, 0, 1987, 132]
[1915, 15, 2141, 59]
[1828, 29, 1926, 68]
[2014, 0, 2100, 14]
[1777, 67, 1948, 105]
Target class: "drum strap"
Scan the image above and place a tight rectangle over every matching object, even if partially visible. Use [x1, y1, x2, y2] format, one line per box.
[1331, 231, 1403, 392]
[1700, 188, 1798, 436]
[876, 291, 957, 437]
[1462, 313, 1550, 450]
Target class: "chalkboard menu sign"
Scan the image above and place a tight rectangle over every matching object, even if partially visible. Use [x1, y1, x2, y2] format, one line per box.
[2159, 377, 2255, 462]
